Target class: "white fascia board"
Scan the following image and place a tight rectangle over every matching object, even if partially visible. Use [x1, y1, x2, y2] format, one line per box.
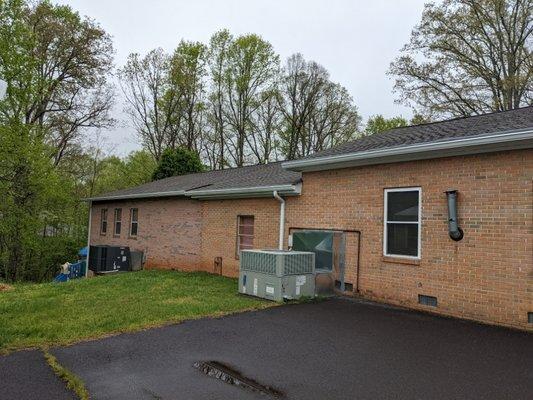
[86, 190, 186, 202]
[282, 129, 533, 172]
[187, 183, 301, 200]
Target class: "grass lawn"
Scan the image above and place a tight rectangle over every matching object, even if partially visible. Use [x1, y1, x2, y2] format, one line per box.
[0, 270, 272, 353]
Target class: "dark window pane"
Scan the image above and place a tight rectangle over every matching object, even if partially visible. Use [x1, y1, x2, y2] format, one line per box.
[101, 209, 107, 234]
[386, 223, 418, 256]
[387, 191, 419, 222]
[240, 216, 254, 225]
[130, 222, 138, 236]
[115, 222, 121, 235]
[131, 208, 138, 221]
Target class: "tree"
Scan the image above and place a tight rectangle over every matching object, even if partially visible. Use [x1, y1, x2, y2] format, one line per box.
[278, 54, 360, 159]
[119, 49, 180, 161]
[0, 0, 114, 281]
[152, 147, 204, 181]
[249, 88, 283, 163]
[364, 115, 408, 135]
[278, 54, 328, 159]
[206, 29, 233, 169]
[389, 0, 533, 118]
[308, 82, 360, 154]
[223, 34, 280, 166]
[169, 40, 207, 152]
[0, 0, 114, 165]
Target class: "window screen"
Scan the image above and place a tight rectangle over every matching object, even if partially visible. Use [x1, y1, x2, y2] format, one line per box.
[237, 215, 254, 257]
[130, 208, 138, 236]
[384, 189, 420, 258]
[114, 208, 122, 236]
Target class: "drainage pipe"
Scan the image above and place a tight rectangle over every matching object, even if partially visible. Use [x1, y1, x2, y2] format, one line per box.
[85, 201, 92, 278]
[273, 191, 285, 250]
[445, 190, 464, 241]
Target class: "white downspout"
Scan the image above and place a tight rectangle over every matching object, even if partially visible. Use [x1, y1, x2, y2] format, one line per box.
[85, 201, 92, 278]
[273, 191, 285, 250]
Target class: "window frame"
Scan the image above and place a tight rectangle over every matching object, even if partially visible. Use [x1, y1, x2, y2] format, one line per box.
[129, 208, 138, 237]
[236, 215, 254, 259]
[113, 208, 122, 236]
[383, 187, 422, 260]
[100, 208, 108, 235]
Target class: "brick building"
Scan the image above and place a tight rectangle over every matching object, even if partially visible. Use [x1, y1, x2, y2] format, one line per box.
[88, 107, 533, 330]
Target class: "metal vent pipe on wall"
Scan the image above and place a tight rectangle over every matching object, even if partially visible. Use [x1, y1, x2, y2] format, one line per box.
[445, 190, 464, 241]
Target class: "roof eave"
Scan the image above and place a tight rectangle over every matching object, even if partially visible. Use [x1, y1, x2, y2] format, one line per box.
[86, 190, 186, 202]
[187, 183, 302, 200]
[282, 129, 533, 172]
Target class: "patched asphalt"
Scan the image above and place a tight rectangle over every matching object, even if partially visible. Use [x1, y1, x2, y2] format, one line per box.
[0, 350, 77, 400]
[42, 298, 532, 400]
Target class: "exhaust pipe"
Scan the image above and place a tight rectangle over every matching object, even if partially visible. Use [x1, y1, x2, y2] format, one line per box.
[445, 190, 463, 241]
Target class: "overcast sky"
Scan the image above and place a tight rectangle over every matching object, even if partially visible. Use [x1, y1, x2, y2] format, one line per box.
[58, 0, 428, 156]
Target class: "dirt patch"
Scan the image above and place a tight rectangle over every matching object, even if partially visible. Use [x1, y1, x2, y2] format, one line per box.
[0, 283, 13, 292]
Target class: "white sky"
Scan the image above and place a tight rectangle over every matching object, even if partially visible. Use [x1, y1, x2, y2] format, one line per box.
[58, 0, 428, 156]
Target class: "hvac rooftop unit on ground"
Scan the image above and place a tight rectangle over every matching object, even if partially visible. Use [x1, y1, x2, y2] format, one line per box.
[238, 249, 315, 301]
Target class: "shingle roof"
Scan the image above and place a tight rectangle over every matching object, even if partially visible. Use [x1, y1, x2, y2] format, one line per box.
[90, 107, 532, 201]
[298, 106, 533, 160]
[89, 161, 302, 201]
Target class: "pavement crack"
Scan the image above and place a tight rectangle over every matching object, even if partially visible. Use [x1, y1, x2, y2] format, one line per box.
[42, 349, 89, 400]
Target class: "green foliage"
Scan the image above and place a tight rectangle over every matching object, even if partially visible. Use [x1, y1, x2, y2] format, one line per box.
[364, 115, 408, 135]
[152, 147, 204, 181]
[0, 270, 271, 352]
[364, 114, 430, 136]
[0, 0, 113, 282]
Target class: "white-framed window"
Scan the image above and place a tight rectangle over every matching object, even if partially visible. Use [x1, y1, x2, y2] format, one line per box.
[383, 187, 421, 259]
[100, 208, 108, 235]
[114, 208, 122, 236]
[129, 208, 138, 237]
[236, 215, 254, 258]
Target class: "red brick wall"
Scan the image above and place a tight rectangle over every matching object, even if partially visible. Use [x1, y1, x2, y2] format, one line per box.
[199, 198, 281, 276]
[283, 149, 532, 330]
[90, 149, 532, 330]
[90, 198, 202, 270]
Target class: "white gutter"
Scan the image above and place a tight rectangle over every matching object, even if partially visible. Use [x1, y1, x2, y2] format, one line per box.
[187, 183, 301, 200]
[85, 201, 92, 278]
[86, 190, 186, 202]
[273, 191, 285, 250]
[282, 129, 533, 172]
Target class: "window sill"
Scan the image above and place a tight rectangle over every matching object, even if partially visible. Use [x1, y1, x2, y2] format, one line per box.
[128, 236, 138, 240]
[382, 256, 420, 266]
[113, 235, 121, 238]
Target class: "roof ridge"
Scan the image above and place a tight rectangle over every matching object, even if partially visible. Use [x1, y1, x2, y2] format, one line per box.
[389, 106, 533, 132]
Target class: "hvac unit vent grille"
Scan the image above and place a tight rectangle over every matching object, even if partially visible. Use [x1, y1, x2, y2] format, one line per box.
[240, 252, 277, 275]
[240, 250, 315, 276]
[284, 253, 314, 275]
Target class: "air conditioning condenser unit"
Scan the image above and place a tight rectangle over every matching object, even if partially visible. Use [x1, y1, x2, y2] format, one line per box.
[238, 250, 315, 301]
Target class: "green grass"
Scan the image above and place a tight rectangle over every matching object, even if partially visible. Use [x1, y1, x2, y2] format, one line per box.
[43, 349, 89, 400]
[0, 270, 272, 353]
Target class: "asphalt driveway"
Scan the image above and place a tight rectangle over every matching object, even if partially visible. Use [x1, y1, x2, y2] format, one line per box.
[2, 298, 532, 399]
